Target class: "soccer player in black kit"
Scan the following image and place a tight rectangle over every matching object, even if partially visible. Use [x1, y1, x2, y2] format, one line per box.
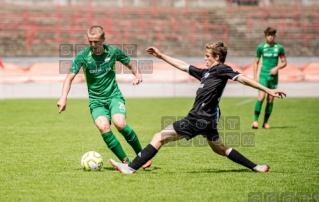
[109, 42, 286, 174]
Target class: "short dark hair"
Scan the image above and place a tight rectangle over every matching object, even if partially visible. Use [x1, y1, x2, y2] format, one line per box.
[205, 42, 228, 63]
[264, 27, 276, 36]
[87, 25, 105, 39]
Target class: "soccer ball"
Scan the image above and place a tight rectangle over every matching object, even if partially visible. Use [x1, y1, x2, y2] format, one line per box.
[80, 151, 103, 171]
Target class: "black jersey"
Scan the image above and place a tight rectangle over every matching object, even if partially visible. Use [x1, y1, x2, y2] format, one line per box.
[188, 64, 241, 120]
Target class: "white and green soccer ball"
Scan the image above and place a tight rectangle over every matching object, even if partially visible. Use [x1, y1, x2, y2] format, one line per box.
[80, 151, 103, 171]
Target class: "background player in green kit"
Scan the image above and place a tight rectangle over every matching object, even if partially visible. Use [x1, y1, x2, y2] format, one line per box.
[252, 27, 287, 129]
[57, 25, 151, 168]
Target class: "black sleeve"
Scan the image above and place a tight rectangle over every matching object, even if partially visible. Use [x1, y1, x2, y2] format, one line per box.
[188, 65, 206, 81]
[216, 64, 241, 80]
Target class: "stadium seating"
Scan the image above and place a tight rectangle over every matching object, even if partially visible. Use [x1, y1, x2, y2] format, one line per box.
[1, 0, 318, 57]
[302, 62, 319, 82]
[278, 64, 304, 82]
[0, 0, 318, 84]
[0, 4, 227, 56]
[246, 12, 319, 48]
[26, 62, 84, 83]
[1, 61, 318, 83]
[243, 63, 304, 82]
[0, 63, 29, 83]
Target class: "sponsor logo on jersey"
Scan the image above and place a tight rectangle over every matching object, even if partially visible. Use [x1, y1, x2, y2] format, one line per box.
[89, 67, 112, 74]
[104, 57, 111, 63]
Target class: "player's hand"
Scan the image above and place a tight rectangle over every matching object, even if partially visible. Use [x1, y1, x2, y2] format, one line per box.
[132, 73, 142, 86]
[270, 67, 278, 75]
[268, 89, 286, 99]
[57, 98, 67, 114]
[146, 46, 163, 59]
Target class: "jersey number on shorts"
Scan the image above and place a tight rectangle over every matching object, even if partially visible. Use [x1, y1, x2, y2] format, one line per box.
[118, 102, 126, 112]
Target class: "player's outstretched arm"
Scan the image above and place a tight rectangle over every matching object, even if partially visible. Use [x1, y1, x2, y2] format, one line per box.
[146, 46, 189, 72]
[57, 72, 76, 113]
[235, 75, 286, 98]
[124, 61, 143, 86]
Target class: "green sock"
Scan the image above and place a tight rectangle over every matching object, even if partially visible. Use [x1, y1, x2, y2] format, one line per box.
[264, 102, 273, 123]
[101, 131, 131, 163]
[254, 100, 263, 121]
[119, 125, 143, 154]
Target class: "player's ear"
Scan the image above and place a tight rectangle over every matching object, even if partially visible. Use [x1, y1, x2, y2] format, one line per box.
[214, 54, 220, 62]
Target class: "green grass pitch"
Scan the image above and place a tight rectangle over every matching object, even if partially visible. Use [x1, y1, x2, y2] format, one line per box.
[0, 98, 318, 201]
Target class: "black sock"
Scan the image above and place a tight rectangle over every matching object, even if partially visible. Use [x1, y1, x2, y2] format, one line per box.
[264, 113, 271, 124]
[129, 144, 158, 170]
[227, 149, 257, 170]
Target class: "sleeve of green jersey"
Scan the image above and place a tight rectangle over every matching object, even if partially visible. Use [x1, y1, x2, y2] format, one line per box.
[69, 54, 84, 74]
[115, 48, 130, 65]
[255, 44, 262, 58]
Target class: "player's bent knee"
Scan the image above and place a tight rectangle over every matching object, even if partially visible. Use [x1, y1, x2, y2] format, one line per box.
[97, 124, 111, 133]
[209, 141, 228, 156]
[95, 119, 111, 133]
[112, 114, 126, 130]
[114, 121, 126, 130]
[213, 148, 224, 156]
[267, 95, 274, 103]
[258, 96, 265, 101]
[258, 92, 266, 101]
[210, 144, 226, 156]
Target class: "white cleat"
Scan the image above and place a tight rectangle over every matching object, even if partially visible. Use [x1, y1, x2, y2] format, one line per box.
[109, 159, 136, 174]
[253, 164, 270, 173]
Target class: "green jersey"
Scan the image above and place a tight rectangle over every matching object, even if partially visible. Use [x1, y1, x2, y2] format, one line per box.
[255, 42, 285, 78]
[70, 44, 130, 100]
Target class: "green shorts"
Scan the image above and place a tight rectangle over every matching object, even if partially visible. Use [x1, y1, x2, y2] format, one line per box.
[259, 75, 278, 89]
[89, 97, 126, 122]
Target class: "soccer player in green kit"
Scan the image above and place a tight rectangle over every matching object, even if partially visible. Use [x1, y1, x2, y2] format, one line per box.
[252, 27, 287, 129]
[57, 25, 151, 168]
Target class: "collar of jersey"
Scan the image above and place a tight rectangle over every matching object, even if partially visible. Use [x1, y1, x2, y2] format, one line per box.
[264, 43, 277, 48]
[89, 45, 108, 55]
[209, 63, 220, 69]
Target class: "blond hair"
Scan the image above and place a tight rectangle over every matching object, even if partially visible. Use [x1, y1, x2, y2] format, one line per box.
[205, 42, 228, 63]
[87, 25, 105, 39]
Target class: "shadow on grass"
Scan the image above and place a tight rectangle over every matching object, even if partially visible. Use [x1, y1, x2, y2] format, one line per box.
[140, 166, 161, 172]
[103, 167, 256, 173]
[104, 167, 116, 171]
[103, 166, 162, 172]
[187, 168, 251, 173]
[76, 168, 106, 172]
[265, 126, 296, 129]
[103, 167, 254, 173]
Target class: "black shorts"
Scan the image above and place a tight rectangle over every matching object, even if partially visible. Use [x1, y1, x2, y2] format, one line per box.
[172, 114, 219, 141]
